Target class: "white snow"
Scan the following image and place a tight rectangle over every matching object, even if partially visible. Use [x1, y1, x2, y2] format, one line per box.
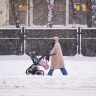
[0, 54, 96, 96]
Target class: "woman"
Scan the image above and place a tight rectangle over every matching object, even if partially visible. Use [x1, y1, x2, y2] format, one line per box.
[48, 37, 68, 76]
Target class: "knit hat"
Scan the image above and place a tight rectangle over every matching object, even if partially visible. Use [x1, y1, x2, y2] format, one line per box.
[29, 51, 37, 57]
[54, 36, 59, 43]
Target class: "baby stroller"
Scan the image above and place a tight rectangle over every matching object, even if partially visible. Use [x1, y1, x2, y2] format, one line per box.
[26, 51, 50, 76]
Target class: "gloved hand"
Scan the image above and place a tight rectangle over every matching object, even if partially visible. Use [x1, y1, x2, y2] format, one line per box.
[45, 51, 50, 62]
[46, 50, 50, 54]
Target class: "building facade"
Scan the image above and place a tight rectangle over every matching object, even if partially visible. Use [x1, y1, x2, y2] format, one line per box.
[0, 0, 88, 28]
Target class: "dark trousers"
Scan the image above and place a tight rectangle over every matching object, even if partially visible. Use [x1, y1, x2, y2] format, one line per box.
[48, 68, 68, 76]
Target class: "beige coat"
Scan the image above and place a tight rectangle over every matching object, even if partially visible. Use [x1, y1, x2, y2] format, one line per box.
[50, 37, 64, 69]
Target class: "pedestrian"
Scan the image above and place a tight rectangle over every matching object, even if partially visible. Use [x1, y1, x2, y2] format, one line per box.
[48, 36, 68, 76]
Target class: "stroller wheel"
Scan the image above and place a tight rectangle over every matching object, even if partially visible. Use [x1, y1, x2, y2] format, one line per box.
[26, 69, 31, 75]
[36, 70, 44, 76]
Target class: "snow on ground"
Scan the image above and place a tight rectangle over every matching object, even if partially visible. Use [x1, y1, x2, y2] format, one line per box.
[0, 54, 96, 96]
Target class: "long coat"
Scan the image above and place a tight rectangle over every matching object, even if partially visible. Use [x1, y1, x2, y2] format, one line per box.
[50, 42, 64, 69]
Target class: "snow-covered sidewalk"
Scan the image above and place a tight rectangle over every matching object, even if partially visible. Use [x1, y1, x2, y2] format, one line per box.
[1, 89, 96, 96]
[0, 54, 96, 96]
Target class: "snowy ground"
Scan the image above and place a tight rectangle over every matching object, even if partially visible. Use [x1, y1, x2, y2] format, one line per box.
[0, 54, 96, 96]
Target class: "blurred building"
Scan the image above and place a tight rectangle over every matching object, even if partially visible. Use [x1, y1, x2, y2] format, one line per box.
[0, 0, 90, 28]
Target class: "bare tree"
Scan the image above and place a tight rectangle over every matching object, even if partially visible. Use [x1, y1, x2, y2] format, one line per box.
[87, 0, 92, 27]
[47, 0, 55, 28]
[10, 0, 20, 28]
[70, 0, 77, 28]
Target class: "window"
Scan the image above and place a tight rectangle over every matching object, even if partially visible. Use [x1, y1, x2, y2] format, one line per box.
[9, 0, 28, 26]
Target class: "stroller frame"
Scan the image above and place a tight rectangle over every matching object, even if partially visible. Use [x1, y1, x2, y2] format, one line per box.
[26, 52, 50, 76]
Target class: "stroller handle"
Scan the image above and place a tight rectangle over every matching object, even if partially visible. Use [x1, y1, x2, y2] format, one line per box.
[37, 52, 50, 64]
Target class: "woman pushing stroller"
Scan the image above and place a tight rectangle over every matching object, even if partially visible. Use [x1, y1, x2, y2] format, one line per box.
[26, 36, 68, 76]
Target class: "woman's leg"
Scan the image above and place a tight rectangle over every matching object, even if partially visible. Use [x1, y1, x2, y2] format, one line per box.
[48, 69, 54, 76]
[60, 68, 68, 75]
